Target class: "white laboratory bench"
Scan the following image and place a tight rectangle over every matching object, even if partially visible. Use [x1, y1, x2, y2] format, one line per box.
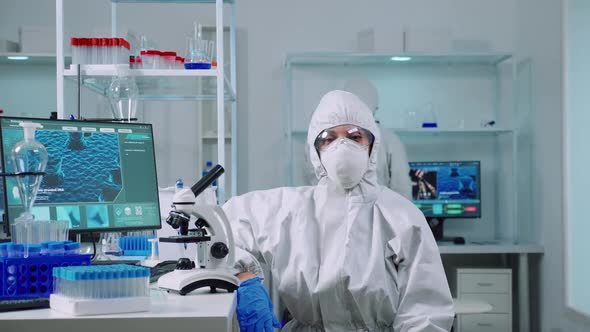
[0, 287, 236, 332]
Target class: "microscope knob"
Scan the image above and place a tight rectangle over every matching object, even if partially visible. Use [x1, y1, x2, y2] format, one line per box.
[211, 242, 229, 259]
[175, 258, 195, 270]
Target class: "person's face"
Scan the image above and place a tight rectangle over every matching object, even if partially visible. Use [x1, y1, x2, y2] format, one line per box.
[314, 124, 374, 153]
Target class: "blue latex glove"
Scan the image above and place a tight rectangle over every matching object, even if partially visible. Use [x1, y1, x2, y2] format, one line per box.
[236, 277, 281, 332]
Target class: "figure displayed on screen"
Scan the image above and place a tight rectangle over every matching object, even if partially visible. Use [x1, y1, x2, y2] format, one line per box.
[66, 131, 87, 150]
[458, 176, 476, 197]
[410, 168, 438, 200]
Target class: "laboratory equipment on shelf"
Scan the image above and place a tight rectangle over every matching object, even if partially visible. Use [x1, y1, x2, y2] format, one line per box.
[184, 22, 214, 70]
[50, 264, 150, 316]
[107, 67, 139, 122]
[158, 164, 239, 295]
[421, 103, 438, 128]
[71, 38, 130, 65]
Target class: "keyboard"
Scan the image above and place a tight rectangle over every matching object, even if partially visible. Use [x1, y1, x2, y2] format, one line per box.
[91, 259, 140, 265]
[150, 260, 178, 283]
[0, 298, 50, 312]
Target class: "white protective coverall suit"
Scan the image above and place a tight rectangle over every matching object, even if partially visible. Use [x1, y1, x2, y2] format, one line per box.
[223, 90, 454, 332]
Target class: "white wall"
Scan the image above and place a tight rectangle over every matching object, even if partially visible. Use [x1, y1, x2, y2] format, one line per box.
[515, 0, 590, 331]
[563, 0, 590, 326]
[0, 0, 578, 329]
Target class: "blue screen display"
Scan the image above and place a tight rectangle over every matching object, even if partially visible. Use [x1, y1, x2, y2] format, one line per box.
[0, 117, 161, 232]
[409, 161, 481, 218]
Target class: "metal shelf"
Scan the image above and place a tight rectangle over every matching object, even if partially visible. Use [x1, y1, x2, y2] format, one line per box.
[286, 52, 513, 66]
[64, 65, 235, 102]
[292, 128, 514, 137]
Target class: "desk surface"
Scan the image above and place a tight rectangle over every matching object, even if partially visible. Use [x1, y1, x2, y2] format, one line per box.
[0, 287, 236, 332]
[438, 241, 544, 254]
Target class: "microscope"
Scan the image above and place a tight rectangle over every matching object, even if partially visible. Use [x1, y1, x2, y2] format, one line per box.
[157, 165, 240, 295]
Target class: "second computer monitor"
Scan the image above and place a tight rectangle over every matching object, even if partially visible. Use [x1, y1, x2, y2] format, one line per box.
[0, 117, 161, 232]
[409, 161, 481, 219]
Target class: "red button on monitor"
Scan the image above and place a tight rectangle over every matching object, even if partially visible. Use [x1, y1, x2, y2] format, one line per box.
[465, 206, 478, 212]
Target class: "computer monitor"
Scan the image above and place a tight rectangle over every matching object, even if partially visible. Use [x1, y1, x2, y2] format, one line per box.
[0, 117, 161, 233]
[409, 161, 481, 240]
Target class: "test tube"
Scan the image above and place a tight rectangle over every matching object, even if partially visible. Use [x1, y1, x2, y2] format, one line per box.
[91, 38, 98, 64]
[71, 38, 79, 64]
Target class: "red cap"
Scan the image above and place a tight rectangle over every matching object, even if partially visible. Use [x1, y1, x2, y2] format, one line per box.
[161, 51, 176, 57]
[70, 37, 79, 46]
[91, 38, 99, 46]
[176, 56, 184, 62]
[129, 57, 136, 64]
[212, 61, 218, 67]
[100, 38, 108, 47]
[140, 50, 160, 56]
[118, 38, 130, 50]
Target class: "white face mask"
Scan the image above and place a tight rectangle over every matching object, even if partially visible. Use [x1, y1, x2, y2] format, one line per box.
[320, 138, 369, 189]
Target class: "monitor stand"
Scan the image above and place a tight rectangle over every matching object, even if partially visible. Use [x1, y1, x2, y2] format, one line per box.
[426, 218, 466, 245]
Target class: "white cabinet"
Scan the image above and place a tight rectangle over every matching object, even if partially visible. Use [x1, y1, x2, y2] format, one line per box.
[456, 268, 512, 332]
[284, 52, 534, 244]
[55, 0, 238, 201]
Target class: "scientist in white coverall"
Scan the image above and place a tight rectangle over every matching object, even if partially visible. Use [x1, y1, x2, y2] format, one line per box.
[304, 80, 412, 199]
[224, 90, 454, 332]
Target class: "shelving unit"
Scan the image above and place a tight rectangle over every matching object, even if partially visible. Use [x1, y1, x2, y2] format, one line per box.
[62, 66, 235, 101]
[55, 0, 238, 201]
[0, 53, 72, 65]
[284, 52, 532, 244]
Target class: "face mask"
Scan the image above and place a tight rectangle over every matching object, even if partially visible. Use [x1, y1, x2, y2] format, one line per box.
[320, 138, 369, 189]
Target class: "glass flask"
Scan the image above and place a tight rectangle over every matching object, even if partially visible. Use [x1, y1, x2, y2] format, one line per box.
[10, 122, 48, 216]
[107, 69, 139, 122]
[421, 102, 438, 128]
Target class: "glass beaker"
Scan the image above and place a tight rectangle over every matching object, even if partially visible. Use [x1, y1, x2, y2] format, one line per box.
[404, 108, 420, 129]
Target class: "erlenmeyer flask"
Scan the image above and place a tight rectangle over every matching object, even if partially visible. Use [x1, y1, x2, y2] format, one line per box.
[10, 122, 48, 216]
[107, 69, 139, 122]
[421, 102, 438, 128]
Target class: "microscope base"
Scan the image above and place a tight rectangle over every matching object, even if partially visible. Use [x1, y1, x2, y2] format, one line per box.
[158, 268, 240, 295]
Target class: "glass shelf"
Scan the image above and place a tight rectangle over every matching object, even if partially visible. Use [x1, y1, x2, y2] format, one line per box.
[292, 128, 514, 137]
[286, 52, 512, 66]
[392, 128, 514, 135]
[111, 0, 234, 3]
[64, 65, 235, 101]
[202, 134, 231, 141]
[0, 53, 71, 65]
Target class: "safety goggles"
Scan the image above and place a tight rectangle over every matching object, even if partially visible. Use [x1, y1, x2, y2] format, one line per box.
[314, 125, 375, 152]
